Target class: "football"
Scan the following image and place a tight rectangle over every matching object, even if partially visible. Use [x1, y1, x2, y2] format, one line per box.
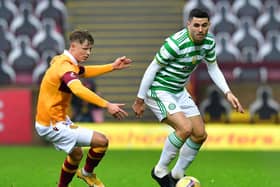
[176, 176, 201, 187]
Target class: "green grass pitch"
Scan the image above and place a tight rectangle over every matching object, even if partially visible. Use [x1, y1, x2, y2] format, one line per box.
[0, 146, 279, 187]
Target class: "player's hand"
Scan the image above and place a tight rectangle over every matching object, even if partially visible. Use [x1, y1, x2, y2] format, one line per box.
[112, 56, 132, 70]
[225, 91, 244, 113]
[106, 102, 128, 120]
[132, 98, 145, 118]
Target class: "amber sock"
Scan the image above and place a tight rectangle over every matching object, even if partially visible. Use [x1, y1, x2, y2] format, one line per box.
[84, 147, 107, 173]
[58, 156, 79, 187]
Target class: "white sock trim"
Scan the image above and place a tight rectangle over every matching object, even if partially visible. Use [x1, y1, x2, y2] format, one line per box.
[82, 168, 91, 176]
[154, 165, 169, 178]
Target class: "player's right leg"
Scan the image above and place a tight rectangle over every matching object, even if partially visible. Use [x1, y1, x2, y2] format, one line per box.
[58, 147, 83, 187]
[151, 167, 174, 187]
[35, 121, 82, 187]
[151, 112, 193, 187]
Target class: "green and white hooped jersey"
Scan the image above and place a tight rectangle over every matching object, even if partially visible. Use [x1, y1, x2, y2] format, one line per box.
[153, 28, 216, 93]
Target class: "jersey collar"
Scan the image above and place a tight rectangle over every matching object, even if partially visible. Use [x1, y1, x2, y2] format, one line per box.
[185, 28, 194, 43]
[63, 50, 78, 65]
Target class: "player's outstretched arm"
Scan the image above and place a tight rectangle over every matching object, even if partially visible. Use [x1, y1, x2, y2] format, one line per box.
[112, 56, 132, 70]
[82, 56, 132, 78]
[106, 102, 128, 120]
[132, 60, 161, 118]
[83, 64, 113, 78]
[225, 91, 244, 113]
[68, 79, 128, 119]
[68, 79, 108, 107]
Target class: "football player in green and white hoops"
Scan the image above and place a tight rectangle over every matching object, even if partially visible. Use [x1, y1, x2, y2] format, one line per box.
[132, 8, 244, 187]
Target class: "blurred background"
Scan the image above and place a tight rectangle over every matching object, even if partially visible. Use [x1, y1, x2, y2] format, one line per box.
[0, 0, 279, 145]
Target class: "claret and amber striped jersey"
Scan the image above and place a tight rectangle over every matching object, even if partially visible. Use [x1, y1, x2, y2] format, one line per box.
[153, 28, 216, 93]
[36, 50, 112, 126]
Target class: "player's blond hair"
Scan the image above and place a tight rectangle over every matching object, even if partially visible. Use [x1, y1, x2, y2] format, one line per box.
[69, 29, 94, 45]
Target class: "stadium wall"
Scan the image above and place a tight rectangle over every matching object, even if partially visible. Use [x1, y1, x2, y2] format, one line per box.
[80, 123, 280, 151]
[0, 89, 32, 144]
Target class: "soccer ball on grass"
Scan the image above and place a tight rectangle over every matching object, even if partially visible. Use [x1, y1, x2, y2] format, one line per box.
[176, 176, 201, 187]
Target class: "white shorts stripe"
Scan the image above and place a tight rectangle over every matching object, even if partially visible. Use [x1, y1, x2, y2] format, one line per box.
[145, 88, 200, 121]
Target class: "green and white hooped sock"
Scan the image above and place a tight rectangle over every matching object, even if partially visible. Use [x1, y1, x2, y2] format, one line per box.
[171, 138, 202, 179]
[155, 132, 184, 178]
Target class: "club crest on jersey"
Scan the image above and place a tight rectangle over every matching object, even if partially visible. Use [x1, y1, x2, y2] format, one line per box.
[168, 103, 176, 110]
[53, 126, 59, 131]
[70, 72, 76, 78]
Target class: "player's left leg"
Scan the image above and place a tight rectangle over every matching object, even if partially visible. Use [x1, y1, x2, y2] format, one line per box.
[58, 147, 83, 187]
[77, 131, 108, 187]
[171, 115, 207, 180]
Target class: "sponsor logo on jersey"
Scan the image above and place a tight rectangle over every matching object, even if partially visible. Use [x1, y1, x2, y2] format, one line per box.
[192, 56, 197, 64]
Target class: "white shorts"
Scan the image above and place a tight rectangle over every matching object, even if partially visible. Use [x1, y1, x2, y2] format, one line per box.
[35, 119, 94, 154]
[145, 89, 200, 121]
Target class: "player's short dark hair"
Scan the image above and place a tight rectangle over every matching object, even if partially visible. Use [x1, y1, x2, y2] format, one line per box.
[69, 29, 94, 45]
[188, 8, 210, 21]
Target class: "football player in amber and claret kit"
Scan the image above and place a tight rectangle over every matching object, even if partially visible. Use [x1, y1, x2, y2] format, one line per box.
[35, 29, 132, 187]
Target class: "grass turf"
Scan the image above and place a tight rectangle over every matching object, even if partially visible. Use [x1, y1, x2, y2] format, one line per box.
[0, 146, 279, 187]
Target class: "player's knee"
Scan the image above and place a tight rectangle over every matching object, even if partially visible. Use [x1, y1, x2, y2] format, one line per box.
[193, 132, 207, 143]
[101, 134, 109, 148]
[201, 132, 208, 142]
[92, 132, 109, 148]
[177, 124, 192, 140]
[69, 147, 83, 161]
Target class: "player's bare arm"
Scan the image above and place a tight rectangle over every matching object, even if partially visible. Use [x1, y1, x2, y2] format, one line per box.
[132, 97, 146, 118]
[225, 91, 244, 113]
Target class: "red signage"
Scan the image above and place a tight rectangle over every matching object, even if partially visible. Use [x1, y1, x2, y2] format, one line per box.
[0, 89, 32, 144]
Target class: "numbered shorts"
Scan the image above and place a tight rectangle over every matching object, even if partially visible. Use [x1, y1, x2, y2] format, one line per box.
[145, 89, 200, 121]
[35, 120, 94, 154]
